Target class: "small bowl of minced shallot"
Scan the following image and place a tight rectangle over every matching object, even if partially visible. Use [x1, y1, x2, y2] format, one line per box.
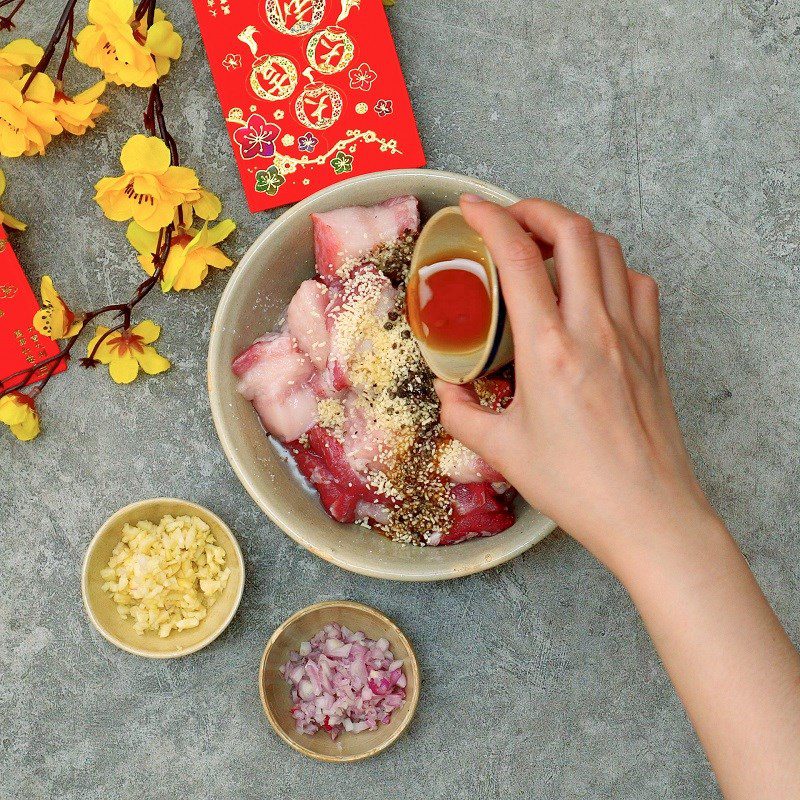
[259, 601, 420, 762]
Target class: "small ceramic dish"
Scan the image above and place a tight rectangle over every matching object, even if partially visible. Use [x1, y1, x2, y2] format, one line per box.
[259, 601, 420, 762]
[408, 205, 513, 384]
[208, 169, 557, 581]
[82, 498, 245, 659]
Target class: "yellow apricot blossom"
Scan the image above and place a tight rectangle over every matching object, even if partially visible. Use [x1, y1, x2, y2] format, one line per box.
[32, 276, 83, 339]
[0, 392, 40, 441]
[51, 80, 108, 135]
[86, 320, 170, 384]
[74, 0, 182, 88]
[0, 168, 26, 231]
[94, 135, 203, 232]
[128, 219, 236, 291]
[0, 73, 61, 157]
[0, 39, 43, 81]
[176, 186, 222, 228]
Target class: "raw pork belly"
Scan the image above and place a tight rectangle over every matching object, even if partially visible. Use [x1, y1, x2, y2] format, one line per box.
[233, 196, 516, 545]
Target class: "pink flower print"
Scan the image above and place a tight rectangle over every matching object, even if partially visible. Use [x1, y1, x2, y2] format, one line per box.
[233, 114, 280, 160]
[348, 62, 377, 91]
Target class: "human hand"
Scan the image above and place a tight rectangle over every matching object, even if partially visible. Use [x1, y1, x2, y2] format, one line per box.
[436, 196, 717, 571]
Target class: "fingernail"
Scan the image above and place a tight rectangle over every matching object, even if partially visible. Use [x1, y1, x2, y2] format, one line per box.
[461, 193, 483, 203]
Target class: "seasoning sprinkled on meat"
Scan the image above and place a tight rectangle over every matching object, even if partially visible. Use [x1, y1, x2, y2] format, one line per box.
[233, 196, 517, 546]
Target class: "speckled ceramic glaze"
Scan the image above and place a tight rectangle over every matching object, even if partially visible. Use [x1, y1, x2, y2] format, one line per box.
[207, 169, 556, 581]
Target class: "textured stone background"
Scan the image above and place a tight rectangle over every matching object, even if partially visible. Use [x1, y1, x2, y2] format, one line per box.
[2, 1, 798, 798]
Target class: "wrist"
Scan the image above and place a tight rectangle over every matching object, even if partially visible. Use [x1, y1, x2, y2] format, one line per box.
[587, 500, 733, 591]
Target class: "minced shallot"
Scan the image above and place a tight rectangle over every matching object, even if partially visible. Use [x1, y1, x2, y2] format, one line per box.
[280, 622, 407, 740]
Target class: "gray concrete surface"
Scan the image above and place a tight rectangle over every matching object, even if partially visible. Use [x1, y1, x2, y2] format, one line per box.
[2, 1, 798, 797]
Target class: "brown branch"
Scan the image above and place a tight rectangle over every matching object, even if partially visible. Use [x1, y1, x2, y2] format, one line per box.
[0, 0, 26, 31]
[21, 0, 80, 93]
[55, 6, 75, 84]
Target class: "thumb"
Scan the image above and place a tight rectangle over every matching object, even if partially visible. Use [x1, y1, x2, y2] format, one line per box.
[434, 379, 497, 455]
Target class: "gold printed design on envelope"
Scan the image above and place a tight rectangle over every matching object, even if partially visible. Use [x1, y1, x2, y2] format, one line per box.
[250, 55, 298, 101]
[336, 0, 360, 22]
[306, 26, 354, 74]
[265, 0, 325, 36]
[295, 69, 342, 129]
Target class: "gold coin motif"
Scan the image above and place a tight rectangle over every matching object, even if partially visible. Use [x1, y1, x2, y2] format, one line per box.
[355, 102, 368, 114]
[295, 81, 343, 130]
[265, 0, 326, 36]
[306, 26, 355, 75]
[250, 55, 298, 101]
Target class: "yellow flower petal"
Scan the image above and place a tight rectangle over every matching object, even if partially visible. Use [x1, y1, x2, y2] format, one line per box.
[0, 167, 26, 230]
[131, 319, 161, 344]
[207, 218, 236, 246]
[0, 39, 44, 81]
[87, 325, 113, 363]
[190, 188, 222, 222]
[32, 276, 81, 339]
[1, 212, 26, 231]
[146, 19, 182, 60]
[0, 393, 40, 441]
[138, 253, 156, 277]
[120, 134, 171, 174]
[134, 344, 170, 375]
[21, 72, 56, 103]
[109, 353, 139, 383]
[159, 165, 200, 193]
[126, 221, 160, 255]
[169, 258, 206, 292]
[132, 198, 179, 232]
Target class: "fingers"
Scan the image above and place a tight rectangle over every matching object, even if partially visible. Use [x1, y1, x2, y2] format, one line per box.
[627, 269, 661, 353]
[459, 196, 560, 345]
[434, 379, 497, 455]
[595, 233, 635, 330]
[506, 199, 605, 323]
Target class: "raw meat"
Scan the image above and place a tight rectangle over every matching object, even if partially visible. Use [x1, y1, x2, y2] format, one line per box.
[440, 444, 504, 484]
[287, 279, 331, 369]
[312, 195, 419, 277]
[232, 334, 319, 442]
[233, 196, 518, 545]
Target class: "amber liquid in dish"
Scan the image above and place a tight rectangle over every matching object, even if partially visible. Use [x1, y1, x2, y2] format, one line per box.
[407, 249, 492, 354]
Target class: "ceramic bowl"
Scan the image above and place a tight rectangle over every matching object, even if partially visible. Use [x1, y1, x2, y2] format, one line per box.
[259, 601, 419, 762]
[208, 168, 556, 581]
[408, 205, 513, 384]
[82, 498, 245, 658]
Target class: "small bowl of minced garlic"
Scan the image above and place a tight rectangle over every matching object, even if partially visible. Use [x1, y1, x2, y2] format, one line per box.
[82, 498, 245, 658]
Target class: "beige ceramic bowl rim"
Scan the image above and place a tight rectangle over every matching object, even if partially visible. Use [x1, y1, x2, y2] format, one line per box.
[208, 168, 557, 581]
[81, 497, 245, 659]
[258, 600, 420, 762]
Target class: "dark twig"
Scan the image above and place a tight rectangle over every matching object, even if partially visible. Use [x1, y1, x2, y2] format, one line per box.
[21, 0, 80, 93]
[55, 6, 74, 84]
[0, 0, 26, 30]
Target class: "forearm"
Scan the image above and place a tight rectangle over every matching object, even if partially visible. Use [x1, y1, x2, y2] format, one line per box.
[610, 511, 800, 799]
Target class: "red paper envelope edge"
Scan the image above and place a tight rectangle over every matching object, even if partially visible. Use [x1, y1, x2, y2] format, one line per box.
[0, 225, 66, 389]
[191, 0, 425, 213]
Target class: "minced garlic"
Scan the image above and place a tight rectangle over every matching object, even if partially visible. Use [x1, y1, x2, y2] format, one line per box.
[100, 514, 230, 638]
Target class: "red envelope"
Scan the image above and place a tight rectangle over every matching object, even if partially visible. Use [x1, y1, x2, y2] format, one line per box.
[191, 0, 425, 212]
[0, 227, 65, 389]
